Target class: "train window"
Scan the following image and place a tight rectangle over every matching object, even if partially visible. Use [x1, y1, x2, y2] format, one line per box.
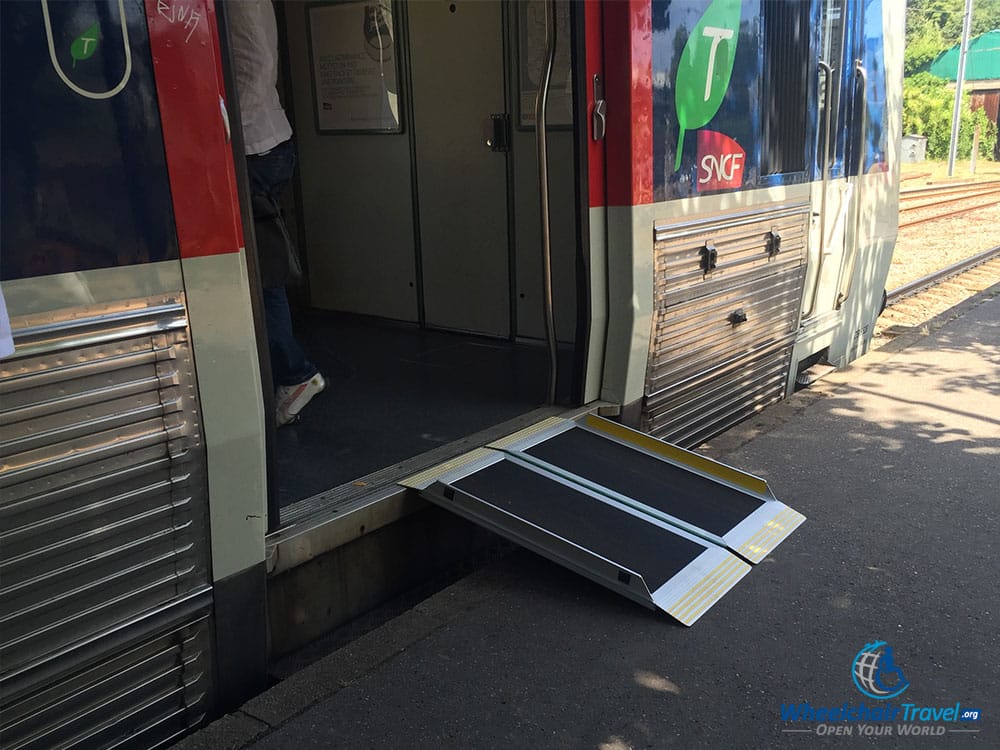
[760, 0, 811, 176]
[819, 0, 846, 173]
[0, 1, 179, 281]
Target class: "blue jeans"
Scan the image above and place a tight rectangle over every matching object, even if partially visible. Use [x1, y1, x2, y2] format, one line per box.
[262, 286, 317, 388]
[248, 141, 317, 388]
[247, 139, 296, 205]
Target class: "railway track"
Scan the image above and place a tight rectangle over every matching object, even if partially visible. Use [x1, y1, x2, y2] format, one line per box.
[897, 181, 1000, 229]
[886, 244, 1000, 305]
[877, 244, 1000, 337]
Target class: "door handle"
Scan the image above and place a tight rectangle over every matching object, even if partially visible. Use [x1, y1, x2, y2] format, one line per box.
[804, 60, 834, 320]
[837, 60, 869, 309]
[592, 74, 606, 141]
[484, 113, 510, 152]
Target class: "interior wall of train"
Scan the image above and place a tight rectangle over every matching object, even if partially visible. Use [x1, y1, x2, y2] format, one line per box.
[281, 1, 581, 340]
[260, 0, 589, 509]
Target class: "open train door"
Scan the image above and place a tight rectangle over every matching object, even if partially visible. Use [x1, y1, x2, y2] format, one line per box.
[402, 414, 804, 626]
[800, 0, 898, 362]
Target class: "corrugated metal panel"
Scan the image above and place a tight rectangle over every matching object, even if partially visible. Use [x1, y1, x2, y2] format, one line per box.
[0, 298, 213, 749]
[644, 203, 810, 445]
[1, 611, 211, 750]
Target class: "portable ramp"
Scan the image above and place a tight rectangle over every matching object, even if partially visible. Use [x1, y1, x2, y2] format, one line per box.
[401, 414, 804, 626]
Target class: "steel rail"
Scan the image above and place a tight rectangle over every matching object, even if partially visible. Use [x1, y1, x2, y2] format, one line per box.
[886, 244, 1000, 305]
[898, 194, 1000, 229]
[900, 179, 1000, 198]
[899, 187, 1000, 215]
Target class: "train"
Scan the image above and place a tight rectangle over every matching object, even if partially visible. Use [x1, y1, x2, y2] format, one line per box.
[0, 0, 902, 747]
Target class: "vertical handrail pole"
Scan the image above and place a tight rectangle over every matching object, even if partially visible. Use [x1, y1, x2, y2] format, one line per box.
[836, 60, 867, 309]
[535, 0, 558, 404]
[804, 60, 834, 319]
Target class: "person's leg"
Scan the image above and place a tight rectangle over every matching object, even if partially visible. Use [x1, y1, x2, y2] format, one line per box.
[249, 142, 324, 423]
[263, 286, 324, 425]
[262, 286, 316, 388]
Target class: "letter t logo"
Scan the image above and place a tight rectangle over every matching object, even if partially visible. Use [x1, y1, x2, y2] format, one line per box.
[701, 26, 735, 101]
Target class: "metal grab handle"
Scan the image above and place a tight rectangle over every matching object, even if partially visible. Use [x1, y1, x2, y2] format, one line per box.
[837, 60, 868, 309]
[803, 60, 834, 319]
[535, 0, 558, 404]
[592, 74, 607, 142]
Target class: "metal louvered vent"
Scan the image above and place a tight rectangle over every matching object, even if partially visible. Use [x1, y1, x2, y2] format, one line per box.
[762, 0, 812, 175]
[644, 203, 810, 446]
[0, 297, 213, 750]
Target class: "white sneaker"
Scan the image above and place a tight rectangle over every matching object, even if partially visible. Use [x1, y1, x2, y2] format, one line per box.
[276, 373, 326, 426]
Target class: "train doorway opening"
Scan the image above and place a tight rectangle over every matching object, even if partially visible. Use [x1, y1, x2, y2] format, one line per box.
[251, 1, 584, 512]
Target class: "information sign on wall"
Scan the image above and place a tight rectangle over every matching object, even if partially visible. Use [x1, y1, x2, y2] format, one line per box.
[308, 1, 401, 133]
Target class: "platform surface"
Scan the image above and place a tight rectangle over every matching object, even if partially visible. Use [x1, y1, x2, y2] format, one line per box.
[177, 286, 1000, 749]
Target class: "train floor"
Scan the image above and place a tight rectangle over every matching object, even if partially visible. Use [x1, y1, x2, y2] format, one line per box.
[273, 308, 567, 509]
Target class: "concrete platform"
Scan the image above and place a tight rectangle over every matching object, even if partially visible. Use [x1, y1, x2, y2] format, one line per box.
[176, 285, 999, 749]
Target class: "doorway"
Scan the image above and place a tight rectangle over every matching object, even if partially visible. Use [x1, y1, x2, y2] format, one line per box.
[253, 0, 581, 510]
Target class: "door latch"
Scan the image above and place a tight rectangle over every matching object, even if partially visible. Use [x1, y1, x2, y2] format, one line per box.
[484, 113, 511, 152]
[700, 243, 718, 274]
[592, 74, 607, 142]
[766, 230, 782, 258]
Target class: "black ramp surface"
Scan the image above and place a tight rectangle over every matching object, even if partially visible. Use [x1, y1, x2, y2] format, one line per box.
[525, 427, 762, 537]
[452, 460, 706, 591]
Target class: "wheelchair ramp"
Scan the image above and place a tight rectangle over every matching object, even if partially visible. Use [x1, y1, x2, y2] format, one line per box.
[401, 415, 803, 626]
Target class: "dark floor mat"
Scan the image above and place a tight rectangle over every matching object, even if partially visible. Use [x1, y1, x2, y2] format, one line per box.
[274, 311, 567, 507]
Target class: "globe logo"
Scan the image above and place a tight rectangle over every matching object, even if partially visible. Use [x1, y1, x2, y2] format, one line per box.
[852, 641, 910, 700]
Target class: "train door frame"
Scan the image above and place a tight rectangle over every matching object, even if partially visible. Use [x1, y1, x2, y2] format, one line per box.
[214, 1, 283, 532]
[803, 0, 858, 325]
[220, 0, 596, 526]
[796, 0, 899, 374]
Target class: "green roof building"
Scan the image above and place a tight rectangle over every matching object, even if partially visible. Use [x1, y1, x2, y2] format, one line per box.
[929, 30, 1000, 156]
[928, 29, 1000, 85]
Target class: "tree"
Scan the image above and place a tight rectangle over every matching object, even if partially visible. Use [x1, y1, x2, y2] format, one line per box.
[904, 0, 1000, 159]
[905, 14, 946, 75]
[903, 72, 996, 159]
[907, 0, 1000, 43]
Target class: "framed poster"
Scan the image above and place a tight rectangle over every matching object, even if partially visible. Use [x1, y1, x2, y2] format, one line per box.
[307, 1, 401, 133]
[517, 0, 572, 129]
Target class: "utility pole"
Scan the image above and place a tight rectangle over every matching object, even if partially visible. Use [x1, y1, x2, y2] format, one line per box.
[947, 0, 974, 176]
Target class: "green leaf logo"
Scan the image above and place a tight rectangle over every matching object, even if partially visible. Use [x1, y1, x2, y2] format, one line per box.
[673, 0, 742, 170]
[71, 23, 100, 68]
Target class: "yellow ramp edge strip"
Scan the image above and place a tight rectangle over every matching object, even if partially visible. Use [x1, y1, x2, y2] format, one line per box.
[486, 416, 568, 451]
[400, 447, 496, 490]
[668, 555, 751, 626]
[737, 507, 806, 564]
[583, 414, 770, 496]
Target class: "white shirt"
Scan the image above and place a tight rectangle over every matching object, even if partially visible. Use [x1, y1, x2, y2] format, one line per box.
[227, 0, 293, 155]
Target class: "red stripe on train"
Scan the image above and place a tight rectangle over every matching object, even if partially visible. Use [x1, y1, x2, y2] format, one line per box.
[145, 0, 244, 257]
[604, 0, 653, 207]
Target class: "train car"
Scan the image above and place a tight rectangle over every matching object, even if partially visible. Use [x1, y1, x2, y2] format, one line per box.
[0, 0, 902, 746]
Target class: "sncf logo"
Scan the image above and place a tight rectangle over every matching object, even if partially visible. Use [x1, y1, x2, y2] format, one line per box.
[696, 130, 745, 192]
